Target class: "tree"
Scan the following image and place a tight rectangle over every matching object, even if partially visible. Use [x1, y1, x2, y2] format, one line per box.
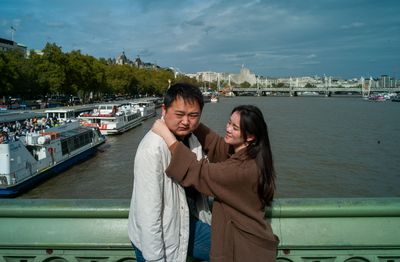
[34, 43, 67, 95]
[240, 81, 251, 88]
[0, 41, 201, 100]
[105, 64, 139, 96]
[65, 50, 107, 102]
[0, 50, 17, 98]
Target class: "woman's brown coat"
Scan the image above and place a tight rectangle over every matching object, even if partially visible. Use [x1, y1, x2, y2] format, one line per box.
[166, 124, 278, 262]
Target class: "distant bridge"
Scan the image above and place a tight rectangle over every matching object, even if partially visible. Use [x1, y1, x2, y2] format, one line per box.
[232, 86, 400, 96]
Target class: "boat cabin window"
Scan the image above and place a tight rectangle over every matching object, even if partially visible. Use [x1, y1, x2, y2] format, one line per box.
[61, 129, 93, 155]
[60, 113, 65, 119]
[99, 105, 115, 110]
[127, 114, 139, 121]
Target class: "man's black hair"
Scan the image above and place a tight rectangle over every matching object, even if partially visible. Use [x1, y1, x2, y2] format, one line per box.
[163, 83, 204, 110]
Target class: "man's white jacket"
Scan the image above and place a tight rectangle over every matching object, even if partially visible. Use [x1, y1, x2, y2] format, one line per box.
[128, 131, 212, 262]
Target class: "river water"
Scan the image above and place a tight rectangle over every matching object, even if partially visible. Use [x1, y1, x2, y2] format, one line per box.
[18, 96, 400, 199]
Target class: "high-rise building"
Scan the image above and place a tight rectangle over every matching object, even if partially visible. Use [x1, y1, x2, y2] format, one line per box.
[378, 75, 395, 88]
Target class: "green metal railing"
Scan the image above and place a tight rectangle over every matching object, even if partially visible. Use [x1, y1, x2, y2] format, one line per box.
[0, 198, 399, 261]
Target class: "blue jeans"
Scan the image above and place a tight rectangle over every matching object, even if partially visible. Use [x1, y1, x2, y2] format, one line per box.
[132, 244, 145, 262]
[132, 216, 211, 261]
[188, 216, 211, 261]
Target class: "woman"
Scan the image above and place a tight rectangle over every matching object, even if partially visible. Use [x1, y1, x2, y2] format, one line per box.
[152, 105, 278, 262]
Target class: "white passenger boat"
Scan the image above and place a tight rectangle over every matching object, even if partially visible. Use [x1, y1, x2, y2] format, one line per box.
[224, 91, 235, 97]
[0, 121, 106, 197]
[45, 105, 96, 123]
[130, 100, 156, 120]
[301, 91, 319, 96]
[210, 95, 219, 103]
[45, 108, 76, 123]
[78, 103, 143, 135]
[367, 94, 387, 102]
[202, 92, 212, 103]
[145, 97, 163, 108]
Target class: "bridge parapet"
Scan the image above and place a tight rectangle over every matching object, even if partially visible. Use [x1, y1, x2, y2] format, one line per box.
[0, 198, 399, 261]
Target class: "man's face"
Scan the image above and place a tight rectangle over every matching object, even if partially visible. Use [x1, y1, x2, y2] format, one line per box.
[162, 96, 201, 138]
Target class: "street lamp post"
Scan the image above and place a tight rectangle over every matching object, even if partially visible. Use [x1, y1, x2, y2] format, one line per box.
[10, 26, 16, 42]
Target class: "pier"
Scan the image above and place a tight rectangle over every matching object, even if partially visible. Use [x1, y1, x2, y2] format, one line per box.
[0, 198, 399, 261]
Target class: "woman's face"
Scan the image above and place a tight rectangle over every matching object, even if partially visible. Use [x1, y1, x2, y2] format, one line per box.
[224, 111, 247, 152]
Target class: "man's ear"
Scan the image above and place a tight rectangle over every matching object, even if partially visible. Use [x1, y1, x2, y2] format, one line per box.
[161, 104, 166, 117]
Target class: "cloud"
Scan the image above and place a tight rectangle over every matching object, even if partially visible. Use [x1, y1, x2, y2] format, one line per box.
[1, 0, 399, 78]
[341, 22, 365, 29]
[45, 21, 67, 28]
[243, 0, 261, 8]
[300, 60, 320, 65]
[182, 19, 204, 27]
[137, 48, 154, 57]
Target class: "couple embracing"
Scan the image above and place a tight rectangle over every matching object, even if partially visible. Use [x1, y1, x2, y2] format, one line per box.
[128, 83, 278, 262]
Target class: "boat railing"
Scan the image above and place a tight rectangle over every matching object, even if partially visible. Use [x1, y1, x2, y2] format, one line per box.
[0, 197, 399, 261]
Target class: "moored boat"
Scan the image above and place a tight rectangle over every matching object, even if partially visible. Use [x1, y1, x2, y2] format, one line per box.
[367, 94, 387, 102]
[202, 93, 212, 103]
[210, 95, 219, 103]
[129, 100, 156, 120]
[45, 105, 96, 123]
[391, 95, 400, 102]
[145, 97, 163, 108]
[301, 91, 319, 96]
[223, 91, 235, 97]
[45, 108, 76, 123]
[78, 103, 143, 135]
[0, 121, 106, 197]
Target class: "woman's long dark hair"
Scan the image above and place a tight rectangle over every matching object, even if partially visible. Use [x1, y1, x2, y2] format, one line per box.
[232, 105, 276, 208]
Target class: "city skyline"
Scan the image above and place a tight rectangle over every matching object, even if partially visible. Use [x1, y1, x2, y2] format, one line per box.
[1, 0, 400, 79]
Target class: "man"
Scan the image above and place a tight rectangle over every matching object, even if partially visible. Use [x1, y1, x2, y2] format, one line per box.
[128, 83, 212, 262]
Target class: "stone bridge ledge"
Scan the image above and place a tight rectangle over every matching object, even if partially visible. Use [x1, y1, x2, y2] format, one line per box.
[0, 198, 399, 262]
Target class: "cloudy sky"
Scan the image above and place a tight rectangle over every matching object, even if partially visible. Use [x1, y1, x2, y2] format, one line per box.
[1, 0, 399, 78]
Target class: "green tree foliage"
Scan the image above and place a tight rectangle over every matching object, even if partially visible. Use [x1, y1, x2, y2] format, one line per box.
[174, 74, 198, 86]
[33, 43, 67, 96]
[105, 64, 139, 96]
[240, 81, 251, 88]
[0, 49, 36, 98]
[0, 50, 18, 97]
[66, 50, 108, 102]
[0, 42, 200, 101]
